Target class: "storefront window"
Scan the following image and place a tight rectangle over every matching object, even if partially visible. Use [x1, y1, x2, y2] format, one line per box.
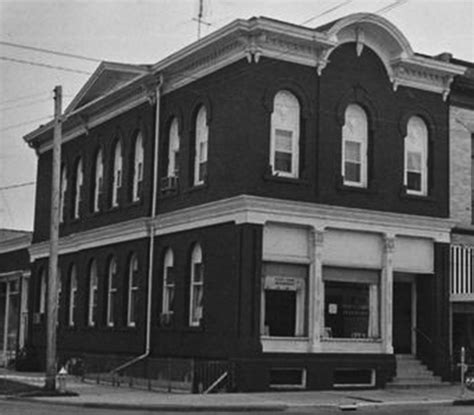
[323, 267, 380, 339]
[262, 263, 307, 337]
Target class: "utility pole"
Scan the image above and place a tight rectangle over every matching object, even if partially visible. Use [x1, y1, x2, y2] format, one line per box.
[45, 85, 62, 391]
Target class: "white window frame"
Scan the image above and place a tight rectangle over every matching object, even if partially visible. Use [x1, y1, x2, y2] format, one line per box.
[342, 104, 368, 187]
[162, 248, 175, 315]
[127, 255, 139, 327]
[189, 244, 204, 327]
[168, 118, 180, 178]
[59, 164, 67, 223]
[88, 261, 98, 327]
[261, 263, 307, 338]
[322, 268, 380, 340]
[73, 158, 83, 219]
[132, 132, 144, 202]
[112, 140, 122, 207]
[68, 265, 77, 327]
[106, 258, 117, 327]
[404, 116, 428, 196]
[194, 107, 208, 186]
[93, 149, 103, 213]
[270, 90, 300, 178]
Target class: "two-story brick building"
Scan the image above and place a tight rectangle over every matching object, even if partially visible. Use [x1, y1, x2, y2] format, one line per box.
[23, 13, 466, 391]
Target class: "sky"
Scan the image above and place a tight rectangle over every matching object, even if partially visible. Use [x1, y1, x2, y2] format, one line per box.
[0, 0, 473, 232]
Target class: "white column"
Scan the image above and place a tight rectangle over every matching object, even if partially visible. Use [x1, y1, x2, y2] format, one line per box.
[3, 280, 10, 367]
[382, 235, 395, 354]
[311, 228, 324, 352]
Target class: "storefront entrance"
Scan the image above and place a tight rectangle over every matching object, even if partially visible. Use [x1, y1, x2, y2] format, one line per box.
[393, 280, 414, 354]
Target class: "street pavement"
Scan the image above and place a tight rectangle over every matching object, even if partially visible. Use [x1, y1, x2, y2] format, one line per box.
[1, 369, 474, 412]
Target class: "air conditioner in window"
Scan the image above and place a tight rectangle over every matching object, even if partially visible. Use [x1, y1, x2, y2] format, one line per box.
[159, 312, 173, 327]
[33, 312, 43, 325]
[160, 176, 178, 191]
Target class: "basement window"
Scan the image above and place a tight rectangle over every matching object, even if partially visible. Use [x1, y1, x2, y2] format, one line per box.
[333, 368, 375, 388]
[270, 368, 306, 389]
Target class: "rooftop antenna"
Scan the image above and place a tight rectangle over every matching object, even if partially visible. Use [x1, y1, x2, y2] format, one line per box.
[193, 0, 211, 40]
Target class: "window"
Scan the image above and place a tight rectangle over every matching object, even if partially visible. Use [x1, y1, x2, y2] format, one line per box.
[112, 140, 122, 207]
[88, 261, 98, 327]
[194, 107, 208, 185]
[68, 265, 77, 327]
[132, 132, 144, 202]
[106, 258, 118, 327]
[323, 267, 380, 339]
[261, 263, 307, 337]
[342, 104, 368, 187]
[189, 244, 203, 326]
[93, 149, 103, 212]
[404, 116, 428, 195]
[167, 118, 180, 178]
[162, 249, 175, 317]
[37, 269, 46, 315]
[73, 158, 83, 219]
[270, 90, 300, 177]
[59, 164, 67, 223]
[57, 267, 62, 326]
[127, 255, 139, 327]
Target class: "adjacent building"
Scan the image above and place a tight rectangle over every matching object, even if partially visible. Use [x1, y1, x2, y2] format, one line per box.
[23, 13, 467, 390]
[449, 58, 474, 362]
[0, 229, 31, 366]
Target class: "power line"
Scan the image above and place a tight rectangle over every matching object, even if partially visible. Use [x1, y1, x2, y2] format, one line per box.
[0, 115, 53, 132]
[0, 40, 102, 63]
[0, 91, 51, 105]
[0, 181, 36, 191]
[0, 56, 92, 75]
[301, 0, 353, 26]
[0, 97, 52, 112]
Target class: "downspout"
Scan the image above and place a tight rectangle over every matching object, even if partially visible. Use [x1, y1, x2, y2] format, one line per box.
[112, 73, 163, 374]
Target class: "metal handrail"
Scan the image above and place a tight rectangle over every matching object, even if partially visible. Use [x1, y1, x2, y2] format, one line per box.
[411, 326, 453, 367]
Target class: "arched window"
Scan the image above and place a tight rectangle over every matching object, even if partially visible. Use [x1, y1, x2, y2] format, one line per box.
[57, 266, 62, 326]
[112, 140, 122, 207]
[127, 254, 139, 327]
[88, 260, 98, 327]
[161, 249, 175, 319]
[73, 158, 83, 219]
[168, 118, 180, 178]
[132, 132, 144, 202]
[189, 244, 203, 327]
[194, 107, 208, 185]
[38, 268, 46, 315]
[59, 164, 67, 223]
[68, 265, 77, 327]
[342, 104, 368, 187]
[270, 90, 300, 178]
[93, 149, 103, 213]
[106, 257, 118, 327]
[404, 116, 428, 195]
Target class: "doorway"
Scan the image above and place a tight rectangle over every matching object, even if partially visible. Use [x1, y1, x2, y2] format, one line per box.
[393, 280, 414, 354]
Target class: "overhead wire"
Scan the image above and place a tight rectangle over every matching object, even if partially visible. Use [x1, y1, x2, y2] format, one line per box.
[0, 40, 102, 63]
[0, 182, 36, 191]
[0, 56, 93, 75]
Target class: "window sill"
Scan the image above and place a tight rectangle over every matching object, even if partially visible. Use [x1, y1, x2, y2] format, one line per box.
[185, 183, 208, 194]
[321, 337, 382, 343]
[261, 335, 309, 340]
[399, 188, 436, 202]
[336, 181, 377, 195]
[263, 173, 310, 185]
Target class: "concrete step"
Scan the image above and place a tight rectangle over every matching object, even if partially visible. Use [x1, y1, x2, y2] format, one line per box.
[389, 354, 446, 389]
[386, 380, 451, 389]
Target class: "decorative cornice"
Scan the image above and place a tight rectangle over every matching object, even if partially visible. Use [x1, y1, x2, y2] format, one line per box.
[29, 195, 454, 261]
[29, 217, 148, 260]
[0, 233, 32, 254]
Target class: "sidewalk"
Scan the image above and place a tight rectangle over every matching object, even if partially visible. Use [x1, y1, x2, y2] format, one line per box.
[1, 369, 473, 411]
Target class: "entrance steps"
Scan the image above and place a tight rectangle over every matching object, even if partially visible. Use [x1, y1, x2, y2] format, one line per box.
[386, 354, 449, 388]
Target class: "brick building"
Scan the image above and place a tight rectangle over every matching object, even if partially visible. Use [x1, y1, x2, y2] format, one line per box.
[23, 13, 467, 390]
[0, 229, 31, 366]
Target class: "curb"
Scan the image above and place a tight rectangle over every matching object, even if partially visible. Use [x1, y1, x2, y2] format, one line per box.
[453, 398, 474, 406]
[3, 396, 288, 412]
